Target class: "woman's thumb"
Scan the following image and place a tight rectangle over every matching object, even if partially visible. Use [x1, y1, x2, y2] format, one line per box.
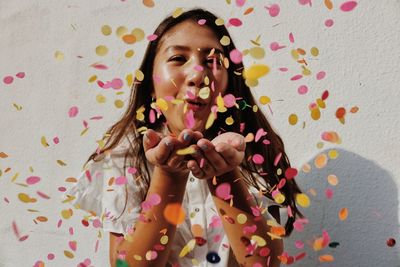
[143, 129, 161, 151]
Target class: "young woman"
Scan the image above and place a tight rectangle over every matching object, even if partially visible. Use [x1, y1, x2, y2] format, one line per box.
[67, 8, 303, 267]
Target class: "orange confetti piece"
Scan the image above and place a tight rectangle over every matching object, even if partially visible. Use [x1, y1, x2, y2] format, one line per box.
[163, 203, 185, 225]
[324, 0, 333, 10]
[314, 153, 328, 169]
[122, 34, 136, 44]
[243, 7, 254, 15]
[336, 107, 346, 119]
[0, 152, 8, 158]
[36, 216, 48, 222]
[65, 177, 77, 183]
[319, 254, 334, 262]
[350, 106, 359, 113]
[142, 0, 155, 8]
[339, 207, 348, 221]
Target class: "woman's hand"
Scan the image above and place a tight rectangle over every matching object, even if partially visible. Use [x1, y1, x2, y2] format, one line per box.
[143, 128, 203, 178]
[187, 132, 246, 179]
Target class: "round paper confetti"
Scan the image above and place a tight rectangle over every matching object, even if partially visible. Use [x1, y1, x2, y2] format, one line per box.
[101, 25, 112, 36]
[315, 153, 328, 168]
[296, 193, 310, 208]
[327, 174, 339, 186]
[163, 203, 185, 225]
[288, 114, 298, 125]
[220, 36, 230, 46]
[95, 45, 108, 56]
[3, 76, 13, 84]
[340, 1, 358, 12]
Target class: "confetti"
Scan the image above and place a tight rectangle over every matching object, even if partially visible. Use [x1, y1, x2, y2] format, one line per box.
[95, 45, 108, 56]
[179, 239, 196, 257]
[220, 36, 231, 46]
[26, 176, 41, 185]
[339, 207, 348, 221]
[216, 183, 233, 200]
[314, 153, 328, 168]
[101, 25, 112, 35]
[164, 203, 185, 225]
[229, 49, 243, 64]
[319, 254, 334, 262]
[288, 114, 298, 125]
[325, 19, 334, 27]
[68, 106, 79, 118]
[55, 51, 64, 61]
[340, 1, 357, 12]
[143, 0, 155, 8]
[252, 154, 264, 164]
[327, 174, 339, 186]
[270, 42, 286, 51]
[243, 64, 270, 80]
[265, 4, 280, 17]
[228, 18, 242, 27]
[3, 76, 14, 84]
[296, 193, 310, 207]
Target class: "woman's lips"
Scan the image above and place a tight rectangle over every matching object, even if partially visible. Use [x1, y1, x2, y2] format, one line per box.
[186, 101, 206, 111]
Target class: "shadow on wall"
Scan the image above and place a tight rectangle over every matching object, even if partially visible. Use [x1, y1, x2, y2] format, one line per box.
[285, 148, 400, 267]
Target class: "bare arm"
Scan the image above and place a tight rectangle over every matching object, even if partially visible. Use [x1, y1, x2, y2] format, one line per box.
[207, 168, 283, 267]
[109, 166, 188, 267]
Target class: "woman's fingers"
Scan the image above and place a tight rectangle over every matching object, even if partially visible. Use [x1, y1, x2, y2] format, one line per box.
[143, 129, 161, 152]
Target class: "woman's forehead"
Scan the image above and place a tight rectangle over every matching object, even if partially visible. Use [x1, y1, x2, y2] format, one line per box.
[158, 20, 223, 53]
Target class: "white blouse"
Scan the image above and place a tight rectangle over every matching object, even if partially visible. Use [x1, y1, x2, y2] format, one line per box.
[66, 137, 286, 267]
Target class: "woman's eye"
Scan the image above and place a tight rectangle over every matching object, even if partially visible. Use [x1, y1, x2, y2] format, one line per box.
[168, 56, 186, 63]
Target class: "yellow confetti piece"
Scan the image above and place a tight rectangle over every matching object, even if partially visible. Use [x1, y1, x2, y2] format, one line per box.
[132, 28, 145, 41]
[101, 25, 112, 36]
[216, 94, 226, 112]
[96, 94, 106, 103]
[244, 133, 254, 143]
[116, 26, 128, 38]
[57, 160, 67, 166]
[61, 208, 73, 219]
[133, 255, 142, 261]
[316, 98, 326, 109]
[316, 142, 324, 149]
[135, 69, 144, 81]
[319, 254, 334, 262]
[252, 105, 258, 112]
[199, 87, 210, 99]
[237, 214, 247, 224]
[18, 193, 36, 203]
[249, 46, 265, 59]
[328, 149, 339, 159]
[302, 66, 311, 76]
[114, 100, 124, 109]
[11, 172, 19, 182]
[274, 192, 285, 204]
[327, 174, 339, 186]
[311, 107, 321, 120]
[125, 50, 135, 58]
[220, 36, 230, 46]
[88, 75, 97, 83]
[259, 96, 271, 105]
[65, 177, 77, 183]
[243, 64, 270, 80]
[251, 235, 266, 247]
[156, 98, 168, 111]
[125, 73, 133, 87]
[311, 47, 319, 56]
[41, 136, 49, 147]
[160, 235, 169, 245]
[288, 114, 298, 125]
[95, 45, 108, 56]
[205, 112, 215, 129]
[291, 49, 299, 60]
[63, 250, 74, 259]
[55, 50, 64, 61]
[296, 193, 310, 208]
[176, 146, 196, 155]
[314, 153, 328, 168]
[339, 208, 348, 221]
[215, 18, 224, 26]
[225, 116, 234, 125]
[12, 103, 23, 111]
[172, 8, 183, 18]
[179, 239, 196, 257]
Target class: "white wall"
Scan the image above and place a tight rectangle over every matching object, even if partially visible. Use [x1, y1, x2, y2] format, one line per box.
[1, 0, 399, 266]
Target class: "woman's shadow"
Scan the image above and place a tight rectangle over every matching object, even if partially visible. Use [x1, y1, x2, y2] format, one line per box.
[284, 148, 400, 267]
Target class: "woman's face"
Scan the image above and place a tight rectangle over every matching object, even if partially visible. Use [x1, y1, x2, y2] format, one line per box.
[152, 20, 228, 136]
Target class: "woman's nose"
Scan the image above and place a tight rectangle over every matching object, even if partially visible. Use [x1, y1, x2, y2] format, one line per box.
[186, 65, 207, 89]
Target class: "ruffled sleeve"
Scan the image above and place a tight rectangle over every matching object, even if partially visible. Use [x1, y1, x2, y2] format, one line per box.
[65, 143, 145, 235]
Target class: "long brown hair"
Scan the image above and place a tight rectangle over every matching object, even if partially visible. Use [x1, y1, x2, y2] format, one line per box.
[88, 8, 303, 236]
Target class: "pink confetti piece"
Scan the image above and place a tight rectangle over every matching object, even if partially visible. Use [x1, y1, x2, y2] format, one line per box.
[92, 218, 102, 228]
[69, 241, 77, 251]
[47, 253, 55, 260]
[255, 128, 267, 142]
[229, 49, 243, 64]
[148, 193, 161, 206]
[209, 215, 222, 228]
[69, 227, 74, 235]
[85, 170, 92, 182]
[340, 1, 357, 12]
[316, 71, 326, 80]
[95, 239, 100, 253]
[289, 32, 295, 43]
[216, 183, 233, 200]
[53, 137, 59, 144]
[236, 0, 246, 7]
[228, 18, 242, 27]
[270, 42, 286, 51]
[4, 197, 10, 203]
[57, 219, 63, 228]
[26, 176, 41, 185]
[262, 139, 270, 145]
[68, 106, 79, 118]
[19, 235, 29, 241]
[243, 224, 257, 234]
[274, 152, 282, 166]
[298, 0, 312, 6]
[252, 154, 264, 164]
[185, 109, 195, 129]
[213, 234, 221, 242]
[37, 191, 50, 199]
[89, 116, 103, 120]
[325, 188, 334, 199]
[147, 34, 158, 41]
[3, 76, 14, 84]
[287, 205, 293, 217]
[194, 65, 204, 72]
[149, 109, 156, 123]
[285, 168, 298, 179]
[279, 67, 288, 72]
[128, 167, 137, 174]
[110, 78, 123, 89]
[295, 240, 304, 249]
[223, 94, 237, 107]
[298, 85, 308, 95]
[290, 74, 303, 81]
[265, 4, 280, 17]
[58, 186, 66, 192]
[90, 63, 108, 70]
[12, 221, 20, 237]
[325, 19, 334, 27]
[16, 72, 25, 78]
[277, 178, 286, 189]
[83, 120, 89, 128]
[198, 19, 206, 25]
[115, 176, 127, 185]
